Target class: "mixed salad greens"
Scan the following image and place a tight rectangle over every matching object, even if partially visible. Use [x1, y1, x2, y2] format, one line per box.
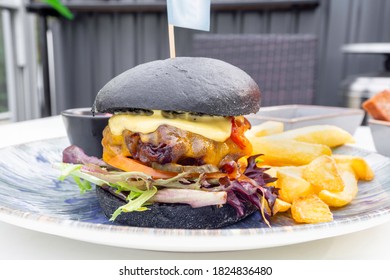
[56, 145, 278, 225]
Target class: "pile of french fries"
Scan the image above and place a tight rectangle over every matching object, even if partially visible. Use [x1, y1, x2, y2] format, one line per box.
[246, 121, 374, 224]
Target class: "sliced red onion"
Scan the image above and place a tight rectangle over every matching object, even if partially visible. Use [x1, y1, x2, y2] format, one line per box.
[150, 189, 227, 208]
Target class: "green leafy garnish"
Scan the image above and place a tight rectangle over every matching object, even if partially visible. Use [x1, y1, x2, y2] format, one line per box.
[57, 163, 82, 181]
[110, 187, 157, 221]
[55, 163, 160, 220]
[255, 157, 264, 164]
[55, 163, 109, 191]
[72, 175, 92, 193]
[54, 162, 207, 221]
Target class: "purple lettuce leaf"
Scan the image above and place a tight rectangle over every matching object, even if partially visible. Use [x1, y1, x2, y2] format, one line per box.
[245, 154, 278, 185]
[219, 155, 279, 220]
[62, 145, 107, 167]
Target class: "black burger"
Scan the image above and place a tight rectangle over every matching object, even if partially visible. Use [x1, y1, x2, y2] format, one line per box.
[59, 57, 278, 229]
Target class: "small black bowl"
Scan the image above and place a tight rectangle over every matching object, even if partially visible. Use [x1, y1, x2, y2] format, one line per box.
[61, 108, 111, 158]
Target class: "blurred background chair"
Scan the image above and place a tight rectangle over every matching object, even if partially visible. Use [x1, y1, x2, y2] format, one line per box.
[191, 34, 317, 107]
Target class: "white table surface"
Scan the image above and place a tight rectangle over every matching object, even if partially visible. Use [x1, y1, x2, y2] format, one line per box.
[0, 115, 388, 260]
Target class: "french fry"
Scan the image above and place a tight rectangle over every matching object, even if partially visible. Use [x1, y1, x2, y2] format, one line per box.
[291, 194, 333, 224]
[303, 155, 344, 193]
[263, 197, 291, 217]
[263, 125, 355, 148]
[264, 166, 278, 178]
[318, 167, 358, 207]
[277, 165, 305, 175]
[332, 154, 374, 181]
[246, 121, 284, 137]
[250, 137, 332, 166]
[276, 168, 314, 203]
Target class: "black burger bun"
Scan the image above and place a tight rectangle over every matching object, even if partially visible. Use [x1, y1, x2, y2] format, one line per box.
[96, 187, 257, 229]
[93, 57, 261, 116]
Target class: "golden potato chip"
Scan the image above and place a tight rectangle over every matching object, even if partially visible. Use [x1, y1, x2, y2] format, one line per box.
[319, 169, 358, 207]
[266, 125, 355, 147]
[246, 121, 284, 137]
[291, 194, 333, 224]
[249, 137, 332, 166]
[336, 162, 354, 174]
[273, 198, 291, 214]
[303, 155, 344, 192]
[333, 154, 374, 181]
[276, 168, 314, 203]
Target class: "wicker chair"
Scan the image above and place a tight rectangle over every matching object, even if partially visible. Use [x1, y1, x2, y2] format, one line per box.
[191, 34, 317, 106]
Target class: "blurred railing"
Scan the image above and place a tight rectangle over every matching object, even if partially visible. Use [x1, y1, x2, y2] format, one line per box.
[1, 0, 39, 122]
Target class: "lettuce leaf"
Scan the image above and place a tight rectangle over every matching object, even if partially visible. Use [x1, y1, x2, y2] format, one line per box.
[55, 163, 109, 192]
[54, 154, 278, 224]
[110, 186, 157, 221]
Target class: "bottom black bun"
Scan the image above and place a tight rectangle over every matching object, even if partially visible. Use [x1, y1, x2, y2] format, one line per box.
[96, 187, 257, 229]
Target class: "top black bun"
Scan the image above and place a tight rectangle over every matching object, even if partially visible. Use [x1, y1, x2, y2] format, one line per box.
[92, 57, 261, 116]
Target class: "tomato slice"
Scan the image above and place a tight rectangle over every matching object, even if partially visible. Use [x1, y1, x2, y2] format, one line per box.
[105, 155, 176, 179]
[230, 117, 252, 151]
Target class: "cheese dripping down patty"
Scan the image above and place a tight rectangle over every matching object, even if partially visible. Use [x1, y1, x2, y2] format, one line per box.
[108, 110, 232, 142]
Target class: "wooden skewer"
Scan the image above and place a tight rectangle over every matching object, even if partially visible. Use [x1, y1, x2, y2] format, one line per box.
[168, 24, 176, 58]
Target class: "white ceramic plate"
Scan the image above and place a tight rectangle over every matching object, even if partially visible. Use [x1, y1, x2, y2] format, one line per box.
[0, 138, 389, 252]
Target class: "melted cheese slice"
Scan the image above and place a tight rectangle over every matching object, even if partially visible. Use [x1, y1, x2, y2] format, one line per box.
[108, 110, 232, 142]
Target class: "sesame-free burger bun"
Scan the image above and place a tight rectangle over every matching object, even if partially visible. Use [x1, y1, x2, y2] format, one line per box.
[92, 57, 261, 116]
